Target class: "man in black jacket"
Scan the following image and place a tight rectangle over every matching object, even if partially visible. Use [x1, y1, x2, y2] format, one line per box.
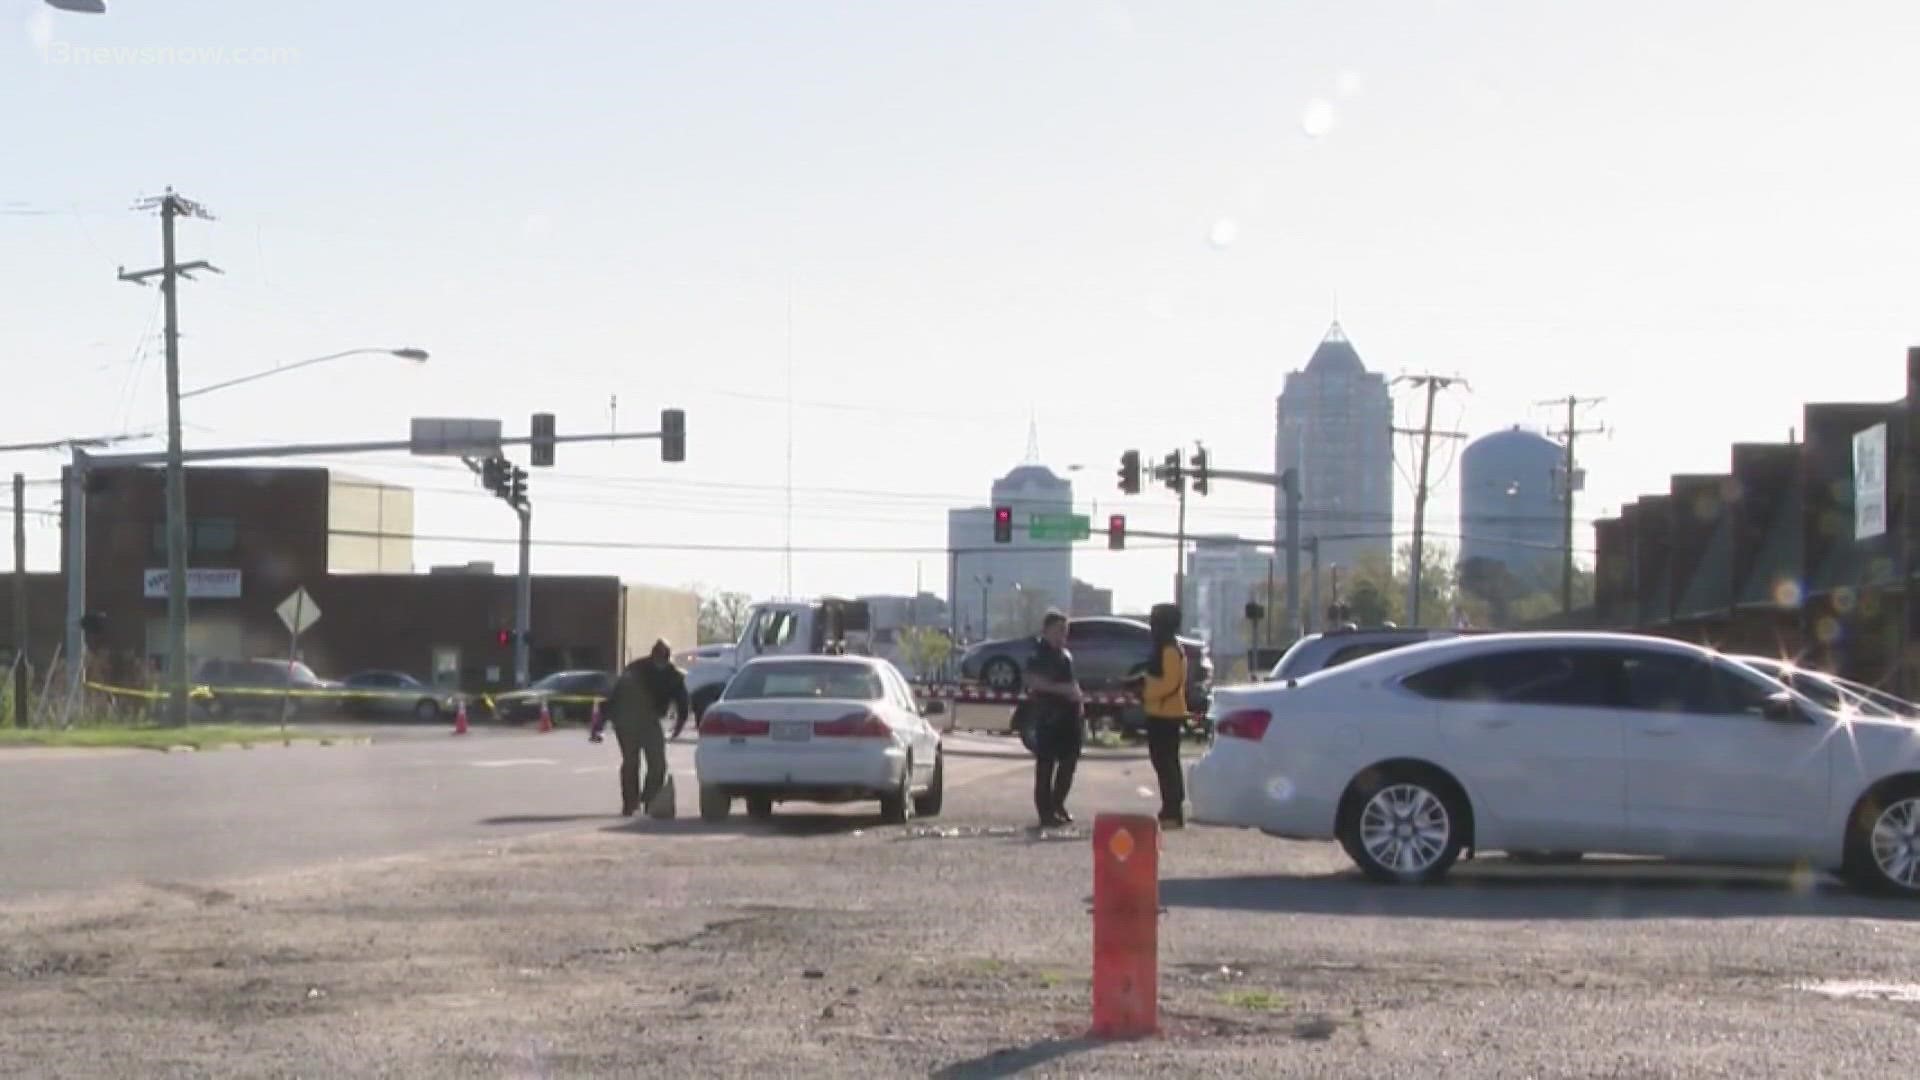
[1024, 611, 1085, 828]
[606, 639, 692, 816]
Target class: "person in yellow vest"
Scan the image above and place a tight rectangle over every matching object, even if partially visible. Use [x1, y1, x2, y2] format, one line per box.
[1130, 603, 1189, 828]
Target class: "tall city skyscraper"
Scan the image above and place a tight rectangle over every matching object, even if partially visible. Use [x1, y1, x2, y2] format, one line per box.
[1275, 322, 1394, 578]
[947, 462, 1075, 639]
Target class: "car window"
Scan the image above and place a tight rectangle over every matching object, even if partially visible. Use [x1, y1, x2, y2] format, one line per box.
[757, 612, 796, 649]
[1324, 641, 1409, 671]
[1402, 648, 1614, 706]
[725, 663, 885, 701]
[1618, 653, 1774, 716]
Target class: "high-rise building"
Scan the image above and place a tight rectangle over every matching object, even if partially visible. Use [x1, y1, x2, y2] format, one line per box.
[1275, 322, 1394, 577]
[1459, 426, 1566, 593]
[947, 463, 1075, 640]
[1182, 536, 1271, 673]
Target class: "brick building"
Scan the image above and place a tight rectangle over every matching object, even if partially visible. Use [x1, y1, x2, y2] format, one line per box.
[2, 465, 695, 694]
[1551, 346, 1920, 694]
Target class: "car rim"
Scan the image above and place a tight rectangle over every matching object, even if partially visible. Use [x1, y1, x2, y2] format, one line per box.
[986, 662, 1015, 689]
[1359, 784, 1450, 874]
[1869, 797, 1920, 889]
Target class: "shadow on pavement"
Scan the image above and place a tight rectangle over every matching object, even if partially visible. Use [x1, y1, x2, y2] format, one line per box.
[480, 813, 624, 826]
[931, 1037, 1098, 1079]
[599, 812, 885, 839]
[1160, 864, 1920, 921]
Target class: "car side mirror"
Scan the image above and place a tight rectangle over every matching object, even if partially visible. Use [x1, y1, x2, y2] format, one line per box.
[1762, 691, 1806, 724]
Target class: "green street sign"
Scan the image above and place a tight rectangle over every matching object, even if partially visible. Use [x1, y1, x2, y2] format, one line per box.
[1028, 513, 1091, 541]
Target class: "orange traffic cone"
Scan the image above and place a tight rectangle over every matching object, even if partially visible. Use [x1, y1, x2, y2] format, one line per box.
[452, 699, 470, 736]
[537, 700, 554, 733]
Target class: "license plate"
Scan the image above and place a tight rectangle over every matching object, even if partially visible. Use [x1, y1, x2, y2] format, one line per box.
[771, 721, 812, 742]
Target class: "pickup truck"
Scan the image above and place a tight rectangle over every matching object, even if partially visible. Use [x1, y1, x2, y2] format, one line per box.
[685, 597, 874, 719]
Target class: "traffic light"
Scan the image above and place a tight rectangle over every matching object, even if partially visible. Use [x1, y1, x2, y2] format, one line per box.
[481, 457, 508, 497]
[508, 466, 528, 508]
[1192, 444, 1210, 496]
[992, 505, 1013, 543]
[495, 628, 513, 648]
[1117, 450, 1141, 495]
[530, 412, 556, 468]
[1162, 449, 1183, 493]
[661, 408, 686, 463]
[1244, 601, 1265, 623]
[1108, 514, 1126, 550]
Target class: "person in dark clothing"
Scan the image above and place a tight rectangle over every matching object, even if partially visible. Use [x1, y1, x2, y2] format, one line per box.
[1128, 603, 1189, 828]
[1024, 611, 1085, 827]
[606, 639, 692, 816]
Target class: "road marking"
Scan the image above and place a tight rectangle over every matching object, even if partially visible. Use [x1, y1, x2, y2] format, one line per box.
[470, 758, 560, 768]
[571, 766, 610, 774]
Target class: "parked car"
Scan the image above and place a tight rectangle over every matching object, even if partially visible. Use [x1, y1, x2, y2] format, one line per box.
[193, 657, 343, 719]
[1190, 631, 1920, 897]
[339, 670, 458, 722]
[490, 669, 616, 723]
[693, 655, 944, 824]
[1266, 626, 1473, 682]
[958, 616, 1213, 713]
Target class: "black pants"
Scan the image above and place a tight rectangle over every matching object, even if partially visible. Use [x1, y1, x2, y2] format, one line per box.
[1146, 718, 1186, 819]
[614, 719, 667, 815]
[1033, 716, 1084, 821]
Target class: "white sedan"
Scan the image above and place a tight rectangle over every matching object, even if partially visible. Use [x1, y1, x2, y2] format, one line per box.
[693, 655, 944, 824]
[1189, 631, 1920, 897]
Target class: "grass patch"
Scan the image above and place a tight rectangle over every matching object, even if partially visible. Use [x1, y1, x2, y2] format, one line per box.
[1221, 989, 1287, 1012]
[0, 725, 323, 751]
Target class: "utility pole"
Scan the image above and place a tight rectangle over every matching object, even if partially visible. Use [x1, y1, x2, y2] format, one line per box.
[11, 473, 26, 727]
[514, 501, 532, 686]
[1542, 395, 1606, 614]
[1393, 375, 1468, 626]
[119, 188, 219, 726]
[1304, 536, 1321, 634]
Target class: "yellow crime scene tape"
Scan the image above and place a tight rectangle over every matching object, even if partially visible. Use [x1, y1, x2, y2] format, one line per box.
[81, 681, 612, 715]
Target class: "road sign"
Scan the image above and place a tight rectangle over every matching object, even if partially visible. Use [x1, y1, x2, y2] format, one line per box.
[1028, 513, 1090, 541]
[409, 417, 503, 458]
[276, 587, 321, 637]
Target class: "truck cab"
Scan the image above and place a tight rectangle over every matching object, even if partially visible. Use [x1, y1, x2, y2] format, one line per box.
[685, 597, 873, 718]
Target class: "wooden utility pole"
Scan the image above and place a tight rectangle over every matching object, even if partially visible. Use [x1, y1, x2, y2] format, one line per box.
[1542, 395, 1607, 614]
[1393, 375, 1468, 625]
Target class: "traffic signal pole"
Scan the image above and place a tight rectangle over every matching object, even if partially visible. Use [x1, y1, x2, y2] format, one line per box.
[515, 502, 532, 687]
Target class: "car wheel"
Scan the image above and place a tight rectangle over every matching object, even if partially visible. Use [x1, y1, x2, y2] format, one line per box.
[912, 749, 945, 818]
[413, 698, 441, 723]
[1339, 768, 1467, 885]
[1509, 850, 1584, 865]
[1844, 782, 1920, 897]
[982, 658, 1022, 693]
[880, 757, 915, 825]
[746, 795, 774, 821]
[699, 786, 732, 824]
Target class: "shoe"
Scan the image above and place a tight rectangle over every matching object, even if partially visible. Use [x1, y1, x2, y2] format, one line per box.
[1054, 808, 1074, 825]
[621, 805, 637, 817]
[1158, 814, 1185, 830]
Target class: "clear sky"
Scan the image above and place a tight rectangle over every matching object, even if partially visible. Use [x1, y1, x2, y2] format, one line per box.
[4, 0, 1918, 614]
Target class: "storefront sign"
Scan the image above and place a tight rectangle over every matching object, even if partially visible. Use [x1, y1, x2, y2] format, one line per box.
[142, 568, 243, 599]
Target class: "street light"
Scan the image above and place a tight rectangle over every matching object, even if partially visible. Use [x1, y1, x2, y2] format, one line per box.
[179, 347, 430, 401]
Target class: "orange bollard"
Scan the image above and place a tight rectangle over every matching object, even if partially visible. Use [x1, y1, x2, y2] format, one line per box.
[452, 700, 469, 736]
[537, 701, 554, 733]
[1089, 813, 1160, 1039]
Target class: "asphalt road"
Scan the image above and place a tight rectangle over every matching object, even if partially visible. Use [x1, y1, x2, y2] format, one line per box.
[0, 725, 1041, 902]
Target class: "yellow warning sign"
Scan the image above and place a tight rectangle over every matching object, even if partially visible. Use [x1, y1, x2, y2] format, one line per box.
[1108, 828, 1135, 863]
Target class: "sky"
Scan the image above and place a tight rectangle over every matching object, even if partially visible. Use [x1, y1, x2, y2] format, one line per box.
[3, 0, 1918, 615]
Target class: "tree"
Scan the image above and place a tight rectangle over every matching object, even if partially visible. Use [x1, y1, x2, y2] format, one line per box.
[897, 625, 954, 681]
[1338, 544, 1460, 628]
[697, 589, 754, 644]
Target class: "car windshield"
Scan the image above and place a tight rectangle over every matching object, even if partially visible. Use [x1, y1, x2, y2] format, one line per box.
[725, 663, 885, 701]
[530, 672, 576, 691]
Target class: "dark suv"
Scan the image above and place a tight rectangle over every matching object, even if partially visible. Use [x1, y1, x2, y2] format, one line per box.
[1266, 627, 1475, 683]
[959, 616, 1213, 715]
[194, 657, 342, 719]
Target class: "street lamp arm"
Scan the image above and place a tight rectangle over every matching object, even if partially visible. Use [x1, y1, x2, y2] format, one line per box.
[178, 347, 429, 400]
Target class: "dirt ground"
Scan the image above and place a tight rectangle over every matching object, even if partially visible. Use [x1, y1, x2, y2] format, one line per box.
[4, 749, 1920, 1078]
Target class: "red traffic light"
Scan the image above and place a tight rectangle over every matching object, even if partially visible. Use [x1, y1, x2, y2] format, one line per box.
[495, 629, 512, 647]
[1107, 514, 1126, 550]
[992, 505, 1013, 543]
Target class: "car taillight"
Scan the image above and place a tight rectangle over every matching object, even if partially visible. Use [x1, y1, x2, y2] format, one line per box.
[816, 711, 892, 738]
[1216, 709, 1272, 741]
[699, 710, 770, 737]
